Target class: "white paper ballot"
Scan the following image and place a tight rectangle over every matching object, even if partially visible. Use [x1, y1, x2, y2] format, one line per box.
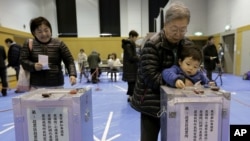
[38, 55, 50, 70]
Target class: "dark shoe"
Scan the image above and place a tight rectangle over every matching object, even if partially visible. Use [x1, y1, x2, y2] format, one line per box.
[15, 90, 24, 93]
[2, 89, 7, 96]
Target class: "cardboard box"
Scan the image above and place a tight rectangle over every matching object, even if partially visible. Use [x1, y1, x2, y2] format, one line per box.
[160, 86, 230, 141]
[12, 88, 93, 141]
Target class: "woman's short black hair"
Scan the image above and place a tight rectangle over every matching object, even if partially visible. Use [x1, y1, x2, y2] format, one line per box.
[30, 16, 52, 35]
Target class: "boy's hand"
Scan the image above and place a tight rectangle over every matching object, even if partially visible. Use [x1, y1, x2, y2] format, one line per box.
[175, 79, 185, 89]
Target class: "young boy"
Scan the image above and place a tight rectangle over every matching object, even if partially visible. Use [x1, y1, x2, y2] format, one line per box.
[162, 46, 211, 89]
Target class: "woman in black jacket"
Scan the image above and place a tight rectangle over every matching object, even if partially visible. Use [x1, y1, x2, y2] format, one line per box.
[122, 30, 140, 102]
[203, 36, 220, 81]
[20, 16, 77, 89]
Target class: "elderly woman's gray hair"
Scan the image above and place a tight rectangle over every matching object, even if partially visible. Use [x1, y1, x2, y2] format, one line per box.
[164, 1, 190, 24]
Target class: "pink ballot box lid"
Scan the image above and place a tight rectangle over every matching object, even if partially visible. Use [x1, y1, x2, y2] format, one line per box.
[12, 87, 93, 141]
[160, 86, 231, 141]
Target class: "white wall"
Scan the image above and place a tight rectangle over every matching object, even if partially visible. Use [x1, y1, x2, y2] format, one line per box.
[0, 0, 41, 32]
[207, 0, 250, 35]
[0, 0, 58, 37]
[40, 0, 58, 37]
[76, 0, 100, 37]
[120, 0, 148, 37]
[2, 0, 250, 37]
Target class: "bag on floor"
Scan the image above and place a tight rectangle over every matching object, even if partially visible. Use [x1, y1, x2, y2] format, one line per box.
[243, 71, 250, 80]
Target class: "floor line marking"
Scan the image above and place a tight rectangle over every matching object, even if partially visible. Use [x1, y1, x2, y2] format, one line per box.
[3, 123, 14, 126]
[93, 111, 121, 141]
[0, 125, 14, 134]
[113, 85, 126, 91]
[102, 111, 113, 141]
[93, 135, 100, 141]
[232, 97, 250, 108]
[106, 134, 121, 141]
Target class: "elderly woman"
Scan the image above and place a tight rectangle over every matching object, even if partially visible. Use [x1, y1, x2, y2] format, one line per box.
[20, 16, 77, 89]
[130, 2, 193, 141]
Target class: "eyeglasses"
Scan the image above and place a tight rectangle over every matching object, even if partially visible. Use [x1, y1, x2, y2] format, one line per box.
[169, 26, 187, 35]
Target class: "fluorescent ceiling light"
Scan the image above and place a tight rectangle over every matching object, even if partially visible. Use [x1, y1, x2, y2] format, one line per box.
[194, 32, 203, 36]
[225, 25, 231, 31]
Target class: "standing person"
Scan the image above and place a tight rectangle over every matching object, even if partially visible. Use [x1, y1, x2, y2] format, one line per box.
[5, 38, 21, 81]
[0, 45, 8, 96]
[77, 48, 87, 72]
[78, 48, 89, 82]
[218, 43, 224, 68]
[162, 46, 212, 89]
[130, 2, 192, 141]
[20, 16, 77, 89]
[87, 51, 101, 83]
[203, 36, 220, 81]
[107, 53, 122, 82]
[122, 30, 140, 102]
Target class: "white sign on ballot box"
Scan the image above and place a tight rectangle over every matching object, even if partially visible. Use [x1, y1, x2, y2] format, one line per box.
[12, 88, 93, 141]
[160, 86, 231, 141]
[27, 107, 69, 141]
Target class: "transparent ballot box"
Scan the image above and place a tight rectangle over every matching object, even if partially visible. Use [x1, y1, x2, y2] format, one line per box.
[12, 88, 93, 141]
[160, 86, 230, 141]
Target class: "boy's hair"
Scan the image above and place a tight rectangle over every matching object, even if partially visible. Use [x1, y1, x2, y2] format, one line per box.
[208, 36, 214, 41]
[129, 30, 139, 38]
[179, 45, 203, 63]
[5, 38, 13, 44]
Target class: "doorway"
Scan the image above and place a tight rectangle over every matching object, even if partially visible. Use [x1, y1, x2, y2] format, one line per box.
[222, 34, 235, 73]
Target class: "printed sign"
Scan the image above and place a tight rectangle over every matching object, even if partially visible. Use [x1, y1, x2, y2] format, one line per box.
[27, 107, 69, 141]
[180, 103, 220, 141]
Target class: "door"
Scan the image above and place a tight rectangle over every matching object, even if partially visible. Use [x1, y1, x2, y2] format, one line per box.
[222, 34, 235, 73]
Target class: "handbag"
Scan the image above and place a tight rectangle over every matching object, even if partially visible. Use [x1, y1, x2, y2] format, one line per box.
[16, 39, 33, 92]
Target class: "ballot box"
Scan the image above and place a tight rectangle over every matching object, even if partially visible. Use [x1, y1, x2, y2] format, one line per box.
[12, 87, 93, 141]
[160, 86, 230, 141]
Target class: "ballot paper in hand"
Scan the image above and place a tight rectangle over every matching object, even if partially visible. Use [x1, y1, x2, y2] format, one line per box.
[38, 55, 50, 70]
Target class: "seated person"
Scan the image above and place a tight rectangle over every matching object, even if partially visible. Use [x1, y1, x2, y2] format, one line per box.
[107, 53, 122, 81]
[162, 46, 214, 89]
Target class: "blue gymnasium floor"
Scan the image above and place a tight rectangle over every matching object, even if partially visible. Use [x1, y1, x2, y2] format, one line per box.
[0, 72, 250, 141]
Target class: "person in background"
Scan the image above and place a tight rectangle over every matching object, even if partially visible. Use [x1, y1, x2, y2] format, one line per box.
[0, 45, 8, 96]
[77, 48, 89, 82]
[77, 48, 88, 72]
[5, 38, 21, 81]
[162, 46, 213, 89]
[122, 30, 140, 102]
[87, 51, 101, 83]
[203, 36, 220, 81]
[107, 53, 122, 82]
[218, 43, 224, 69]
[130, 2, 192, 141]
[20, 16, 77, 89]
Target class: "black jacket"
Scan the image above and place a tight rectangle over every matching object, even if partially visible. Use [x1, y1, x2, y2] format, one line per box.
[130, 30, 193, 117]
[20, 38, 77, 87]
[121, 39, 139, 82]
[0, 45, 7, 68]
[203, 44, 219, 70]
[7, 43, 21, 67]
